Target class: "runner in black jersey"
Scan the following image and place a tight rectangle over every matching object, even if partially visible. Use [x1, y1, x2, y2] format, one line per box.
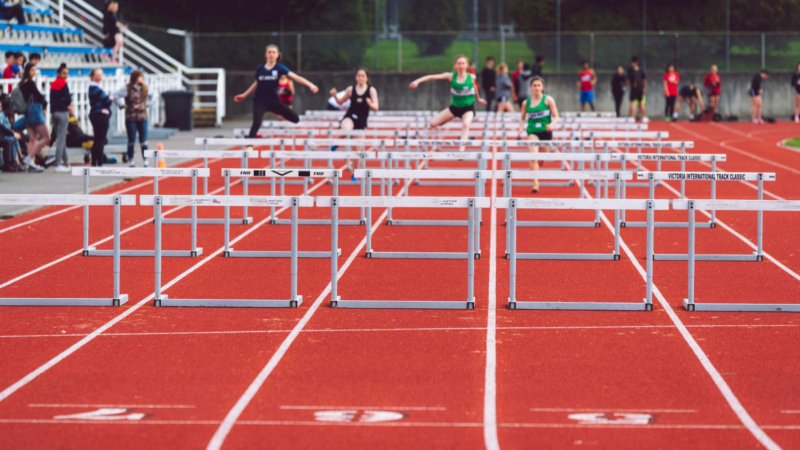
[329, 69, 379, 180]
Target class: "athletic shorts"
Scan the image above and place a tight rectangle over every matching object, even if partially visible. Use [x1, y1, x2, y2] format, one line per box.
[530, 131, 553, 141]
[630, 88, 645, 103]
[749, 89, 759, 97]
[342, 113, 367, 130]
[497, 95, 508, 103]
[794, 86, 800, 95]
[580, 91, 594, 104]
[449, 104, 475, 119]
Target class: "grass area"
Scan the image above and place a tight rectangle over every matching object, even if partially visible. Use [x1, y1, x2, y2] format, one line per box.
[784, 137, 800, 149]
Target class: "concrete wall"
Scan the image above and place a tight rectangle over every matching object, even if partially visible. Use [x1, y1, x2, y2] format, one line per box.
[226, 71, 798, 121]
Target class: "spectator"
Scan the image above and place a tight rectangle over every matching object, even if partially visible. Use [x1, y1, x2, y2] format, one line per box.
[19, 63, 48, 172]
[515, 63, 533, 109]
[14, 52, 24, 70]
[531, 55, 545, 78]
[663, 64, 679, 121]
[3, 51, 20, 93]
[704, 64, 721, 115]
[675, 84, 703, 121]
[277, 74, 295, 120]
[113, 69, 152, 167]
[0, 93, 23, 172]
[511, 59, 524, 104]
[750, 69, 769, 124]
[495, 63, 514, 113]
[578, 60, 597, 112]
[0, 0, 26, 24]
[88, 68, 114, 166]
[50, 63, 72, 173]
[481, 56, 496, 112]
[611, 65, 626, 117]
[627, 55, 648, 122]
[29, 52, 41, 66]
[791, 62, 800, 123]
[468, 62, 476, 75]
[103, 1, 127, 63]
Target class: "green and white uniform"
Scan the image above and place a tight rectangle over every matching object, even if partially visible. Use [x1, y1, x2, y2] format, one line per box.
[450, 72, 475, 108]
[525, 95, 552, 134]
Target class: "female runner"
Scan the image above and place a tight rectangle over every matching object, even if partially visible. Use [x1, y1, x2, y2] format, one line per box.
[517, 76, 559, 194]
[329, 69, 379, 181]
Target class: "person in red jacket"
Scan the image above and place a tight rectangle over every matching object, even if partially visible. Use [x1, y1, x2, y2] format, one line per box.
[704, 64, 721, 115]
[663, 64, 679, 121]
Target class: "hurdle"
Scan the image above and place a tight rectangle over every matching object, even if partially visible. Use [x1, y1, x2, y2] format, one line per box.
[385, 144, 489, 187]
[499, 140, 597, 188]
[0, 195, 134, 306]
[218, 168, 342, 258]
[500, 197, 669, 310]
[596, 140, 694, 175]
[676, 199, 800, 312]
[142, 195, 312, 308]
[72, 167, 206, 257]
[144, 149, 254, 225]
[319, 195, 490, 309]
[650, 172, 776, 261]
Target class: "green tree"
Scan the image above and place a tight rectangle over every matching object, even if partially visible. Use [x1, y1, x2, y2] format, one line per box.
[400, 0, 464, 56]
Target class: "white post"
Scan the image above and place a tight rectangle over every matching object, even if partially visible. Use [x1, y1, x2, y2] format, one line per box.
[59, 0, 64, 25]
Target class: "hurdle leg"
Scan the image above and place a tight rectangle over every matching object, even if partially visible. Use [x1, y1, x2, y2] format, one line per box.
[710, 159, 717, 226]
[290, 198, 301, 307]
[508, 200, 517, 309]
[467, 199, 476, 309]
[224, 172, 231, 256]
[271, 153, 277, 220]
[680, 159, 686, 198]
[360, 169, 366, 223]
[594, 176, 601, 226]
[154, 197, 166, 306]
[386, 170, 393, 223]
[83, 170, 90, 255]
[684, 201, 696, 311]
[242, 152, 250, 222]
[621, 177, 627, 223]
[474, 174, 481, 258]
[644, 200, 655, 310]
[203, 141, 209, 195]
[614, 176, 621, 258]
[757, 176, 764, 260]
[504, 171, 512, 258]
[112, 196, 124, 306]
[331, 198, 340, 307]
[191, 171, 198, 254]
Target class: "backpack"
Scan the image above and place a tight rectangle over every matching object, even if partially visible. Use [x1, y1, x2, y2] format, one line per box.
[10, 85, 27, 114]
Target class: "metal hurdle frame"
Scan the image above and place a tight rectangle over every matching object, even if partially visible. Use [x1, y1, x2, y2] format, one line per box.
[358, 169, 483, 259]
[500, 140, 596, 188]
[676, 199, 800, 312]
[320, 196, 490, 309]
[221, 168, 342, 258]
[0, 195, 134, 307]
[395, 140, 490, 187]
[143, 195, 312, 308]
[650, 172, 776, 262]
[144, 149, 255, 225]
[500, 197, 669, 310]
[618, 154, 727, 228]
[590, 132, 670, 185]
[73, 167, 206, 258]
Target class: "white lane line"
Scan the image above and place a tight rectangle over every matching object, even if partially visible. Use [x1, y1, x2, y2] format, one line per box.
[0, 158, 219, 234]
[280, 405, 446, 411]
[584, 190, 782, 450]
[29, 403, 195, 409]
[3, 323, 798, 339]
[780, 410, 800, 414]
[206, 192, 402, 450]
[0, 171, 334, 406]
[484, 148, 500, 450]
[530, 407, 697, 413]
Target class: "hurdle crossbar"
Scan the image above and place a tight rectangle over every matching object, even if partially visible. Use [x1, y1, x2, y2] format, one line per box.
[0, 195, 134, 306]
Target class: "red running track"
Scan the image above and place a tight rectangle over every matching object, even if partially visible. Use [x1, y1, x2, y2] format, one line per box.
[0, 122, 799, 449]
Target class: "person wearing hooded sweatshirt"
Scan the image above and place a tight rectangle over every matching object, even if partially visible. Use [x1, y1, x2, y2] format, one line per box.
[88, 68, 114, 167]
[113, 69, 153, 167]
[50, 63, 72, 172]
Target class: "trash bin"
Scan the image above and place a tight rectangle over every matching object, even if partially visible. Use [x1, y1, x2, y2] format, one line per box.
[162, 90, 194, 131]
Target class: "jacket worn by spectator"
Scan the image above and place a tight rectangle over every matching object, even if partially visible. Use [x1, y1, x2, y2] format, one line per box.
[49, 78, 71, 112]
[113, 85, 152, 122]
[20, 79, 47, 107]
[89, 81, 112, 115]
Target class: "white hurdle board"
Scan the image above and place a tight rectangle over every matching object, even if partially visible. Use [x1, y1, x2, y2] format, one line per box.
[318, 196, 490, 310]
[142, 195, 314, 308]
[498, 197, 670, 311]
[674, 199, 800, 312]
[72, 167, 207, 258]
[0, 195, 135, 307]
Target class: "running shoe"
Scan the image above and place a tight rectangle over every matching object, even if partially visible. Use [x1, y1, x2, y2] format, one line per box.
[23, 156, 43, 172]
[144, 159, 150, 168]
[794, 116, 799, 123]
[330, 145, 339, 152]
[129, 161, 136, 168]
[351, 174, 357, 182]
[642, 117, 650, 123]
[531, 180, 539, 194]
[54, 165, 70, 173]
[44, 156, 56, 167]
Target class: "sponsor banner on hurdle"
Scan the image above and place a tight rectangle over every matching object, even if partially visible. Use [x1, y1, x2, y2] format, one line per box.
[500, 140, 595, 148]
[225, 168, 342, 178]
[317, 196, 490, 209]
[70, 167, 211, 177]
[144, 149, 250, 159]
[0, 195, 134, 307]
[260, 150, 376, 160]
[639, 172, 775, 181]
[616, 154, 724, 162]
[599, 141, 694, 149]
[140, 195, 314, 208]
[196, 137, 394, 147]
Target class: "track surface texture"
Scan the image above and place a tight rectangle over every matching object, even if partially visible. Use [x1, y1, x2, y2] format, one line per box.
[1, 121, 800, 450]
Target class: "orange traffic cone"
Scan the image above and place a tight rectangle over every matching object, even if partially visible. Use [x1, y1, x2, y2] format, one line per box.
[157, 143, 167, 168]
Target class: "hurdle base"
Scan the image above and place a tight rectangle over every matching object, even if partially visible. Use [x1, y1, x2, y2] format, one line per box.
[225, 248, 341, 259]
[683, 299, 800, 312]
[414, 180, 482, 187]
[0, 294, 128, 307]
[622, 221, 714, 229]
[250, 179, 312, 185]
[156, 296, 302, 308]
[515, 221, 601, 228]
[512, 252, 619, 261]
[367, 251, 475, 260]
[271, 218, 364, 226]
[509, 298, 650, 311]
[162, 217, 254, 225]
[654, 253, 762, 262]
[510, 180, 573, 188]
[386, 219, 469, 227]
[335, 299, 474, 310]
[83, 247, 203, 258]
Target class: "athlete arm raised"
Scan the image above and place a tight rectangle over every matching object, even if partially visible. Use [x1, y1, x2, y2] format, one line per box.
[234, 81, 258, 102]
[366, 87, 380, 111]
[409, 72, 451, 89]
[288, 72, 319, 94]
[545, 96, 560, 132]
[472, 74, 487, 106]
[517, 100, 526, 138]
[329, 86, 352, 104]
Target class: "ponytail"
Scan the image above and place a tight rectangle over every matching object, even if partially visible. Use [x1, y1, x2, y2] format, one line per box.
[266, 44, 282, 62]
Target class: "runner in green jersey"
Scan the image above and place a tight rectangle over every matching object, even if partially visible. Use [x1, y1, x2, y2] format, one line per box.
[517, 76, 560, 193]
[409, 55, 487, 151]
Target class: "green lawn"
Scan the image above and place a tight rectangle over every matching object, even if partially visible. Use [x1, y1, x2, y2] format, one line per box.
[784, 137, 800, 149]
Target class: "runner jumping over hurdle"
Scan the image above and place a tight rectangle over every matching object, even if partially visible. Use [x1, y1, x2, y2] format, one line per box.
[408, 55, 487, 152]
[329, 69, 380, 181]
[518, 76, 559, 193]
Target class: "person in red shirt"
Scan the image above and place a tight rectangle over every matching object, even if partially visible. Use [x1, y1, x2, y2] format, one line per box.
[577, 61, 597, 112]
[703, 64, 721, 115]
[663, 64, 679, 121]
[511, 59, 524, 104]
